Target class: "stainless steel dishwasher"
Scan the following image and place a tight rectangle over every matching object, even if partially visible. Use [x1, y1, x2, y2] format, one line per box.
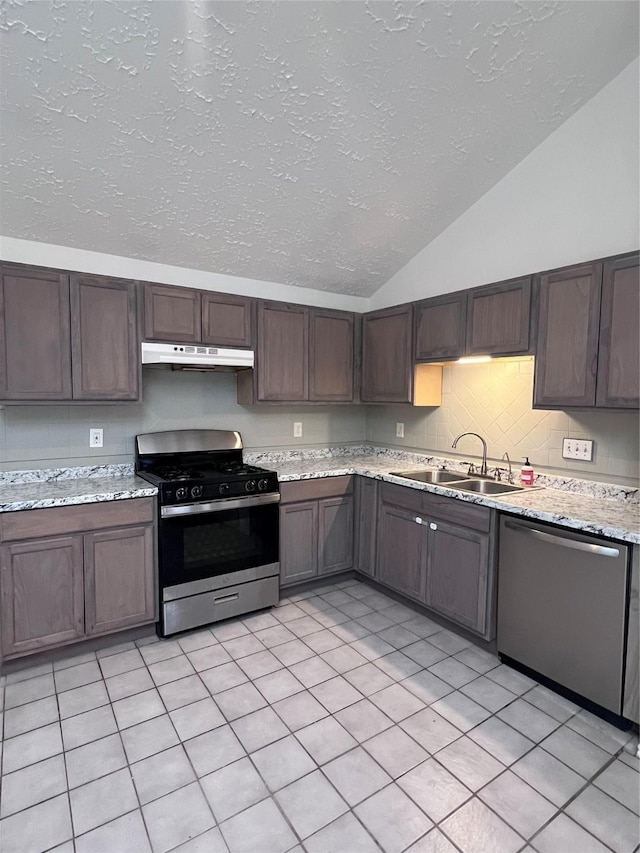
[498, 515, 629, 715]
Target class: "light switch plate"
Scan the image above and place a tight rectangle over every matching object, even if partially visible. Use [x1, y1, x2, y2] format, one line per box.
[293, 422, 303, 438]
[562, 437, 593, 461]
[396, 422, 405, 438]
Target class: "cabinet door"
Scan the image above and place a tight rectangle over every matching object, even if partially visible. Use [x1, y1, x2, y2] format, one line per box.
[1, 536, 84, 657]
[533, 263, 602, 408]
[318, 496, 353, 575]
[377, 503, 426, 601]
[71, 275, 139, 400]
[466, 278, 532, 356]
[309, 309, 354, 402]
[257, 302, 308, 401]
[279, 502, 318, 586]
[425, 520, 489, 635]
[84, 526, 155, 635]
[415, 294, 466, 361]
[361, 306, 413, 402]
[0, 265, 72, 400]
[596, 254, 639, 409]
[202, 292, 253, 348]
[355, 477, 378, 578]
[144, 283, 202, 342]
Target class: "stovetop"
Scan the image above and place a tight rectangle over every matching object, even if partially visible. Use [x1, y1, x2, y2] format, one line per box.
[136, 456, 279, 506]
[135, 429, 280, 507]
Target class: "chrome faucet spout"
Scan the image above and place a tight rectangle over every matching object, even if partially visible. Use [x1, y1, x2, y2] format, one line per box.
[502, 451, 513, 483]
[451, 432, 489, 477]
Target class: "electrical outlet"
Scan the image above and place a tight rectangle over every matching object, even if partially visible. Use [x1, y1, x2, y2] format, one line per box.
[562, 437, 593, 461]
[89, 428, 103, 448]
[396, 422, 405, 439]
[293, 422, 303, 438]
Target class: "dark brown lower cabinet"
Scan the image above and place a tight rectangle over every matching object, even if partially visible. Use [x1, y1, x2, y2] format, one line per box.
[279, 477, 353, 587]
[0, 499, 156, 661]
[373, 482, 495, 638]
[355, 477, 378, 578]
[1, 536, 84, 657]
[279, 502, 319, 586]
[318, 497, 353, 575]
[84, 526, 155, 635]
[425, 520, 490, 634]
[377, 504, 426, 601]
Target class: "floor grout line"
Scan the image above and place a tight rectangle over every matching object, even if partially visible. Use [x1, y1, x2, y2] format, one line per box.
[0, 577, 637, 853]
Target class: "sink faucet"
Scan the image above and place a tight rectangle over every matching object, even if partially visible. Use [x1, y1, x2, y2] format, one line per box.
[451, 432, 489, 477]
[502, 452, 513, 484]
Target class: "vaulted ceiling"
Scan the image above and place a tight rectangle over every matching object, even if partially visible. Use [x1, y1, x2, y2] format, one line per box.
[1, 1, 638, 296]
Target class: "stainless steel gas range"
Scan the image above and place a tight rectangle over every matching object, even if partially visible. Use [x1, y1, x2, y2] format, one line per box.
[135, 429, 280, 636]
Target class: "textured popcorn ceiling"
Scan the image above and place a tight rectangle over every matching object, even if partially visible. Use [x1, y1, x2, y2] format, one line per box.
[1, 2, 638, 297]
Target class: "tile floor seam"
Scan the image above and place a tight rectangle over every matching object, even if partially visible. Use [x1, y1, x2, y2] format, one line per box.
[1, 577, 637, 853]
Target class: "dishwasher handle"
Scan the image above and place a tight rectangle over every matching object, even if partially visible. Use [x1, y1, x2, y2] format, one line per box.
[503, 520, 620, 558]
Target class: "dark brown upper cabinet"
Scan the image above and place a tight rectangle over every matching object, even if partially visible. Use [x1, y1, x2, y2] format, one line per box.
[0, 265, 72, 400]
[0, 266, 139, 403]
[415, 277, 533, 361]
[71, 275, 139, 401]
[238, 301, 356, 404]
[596, 253, 639, 409]
[533, 262, 603, 408]
[415, 293, 467, 360]
[466, 277, 532, 356]
[201, 292, 253, 348]
[361, 305, 414, 403]
[144, 284, 254, 349]
[144, 283, 202, 343]
[256, 301, 309, 401]
[309, 308, 354, 402]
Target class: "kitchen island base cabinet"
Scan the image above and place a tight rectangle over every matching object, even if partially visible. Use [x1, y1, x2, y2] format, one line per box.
[279, 477, 353, 588]
[0, 499, 156, 662]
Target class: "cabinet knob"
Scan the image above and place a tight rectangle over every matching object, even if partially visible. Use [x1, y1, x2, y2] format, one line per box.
[429, 522, 437, 530]
[415, 517, 423, 524]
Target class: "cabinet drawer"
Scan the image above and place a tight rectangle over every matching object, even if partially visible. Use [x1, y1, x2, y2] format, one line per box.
[422, 492, 491, 533]
[380, 482, 427, 515]
[280, 476, 353, 505]
[1, 498, 155, 542]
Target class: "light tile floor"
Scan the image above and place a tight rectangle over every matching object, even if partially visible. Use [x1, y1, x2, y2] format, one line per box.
[1, 578, 638, 853]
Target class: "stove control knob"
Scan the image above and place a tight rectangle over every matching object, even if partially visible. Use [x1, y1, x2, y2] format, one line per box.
[191, 485, 203, 499]
[258, 479, 269, 491]
[245, 480, 257, 493]
[218, 483, 230, 496]
[176, 487, 188, 501]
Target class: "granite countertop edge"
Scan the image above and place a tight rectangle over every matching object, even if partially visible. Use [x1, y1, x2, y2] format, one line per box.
[274, 461, 640, 545]
[0, 455, 637, 544]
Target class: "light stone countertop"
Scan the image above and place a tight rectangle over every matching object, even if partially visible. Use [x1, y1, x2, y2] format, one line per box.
[0, 472, 157, 513]
[269, 456, 640, 545]
[0, 452, 637, 544]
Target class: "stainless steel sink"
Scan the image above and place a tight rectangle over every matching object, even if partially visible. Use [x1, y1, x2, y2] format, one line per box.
[390, 469, 469, 485]
[451, 479, 526, 495]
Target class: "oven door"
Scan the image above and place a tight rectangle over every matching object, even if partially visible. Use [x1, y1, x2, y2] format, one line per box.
[159, 494, 280, 592]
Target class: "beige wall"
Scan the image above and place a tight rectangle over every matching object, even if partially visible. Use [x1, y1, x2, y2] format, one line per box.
[0, 370, 367, 470]
[366, 358, 640, 485]
[2, 358, 638, 485]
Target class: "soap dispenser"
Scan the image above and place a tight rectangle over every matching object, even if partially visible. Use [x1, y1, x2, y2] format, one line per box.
[520, 457, 534, 486]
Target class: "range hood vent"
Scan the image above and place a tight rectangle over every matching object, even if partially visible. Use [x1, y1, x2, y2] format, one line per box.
[141, 342, 254, 371]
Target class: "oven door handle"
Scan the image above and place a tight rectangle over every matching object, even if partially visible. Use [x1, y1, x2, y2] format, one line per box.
[161, 492, 281, 518]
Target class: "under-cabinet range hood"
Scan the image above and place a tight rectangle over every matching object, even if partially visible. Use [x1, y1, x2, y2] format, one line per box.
[141, 342, 254, 371]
